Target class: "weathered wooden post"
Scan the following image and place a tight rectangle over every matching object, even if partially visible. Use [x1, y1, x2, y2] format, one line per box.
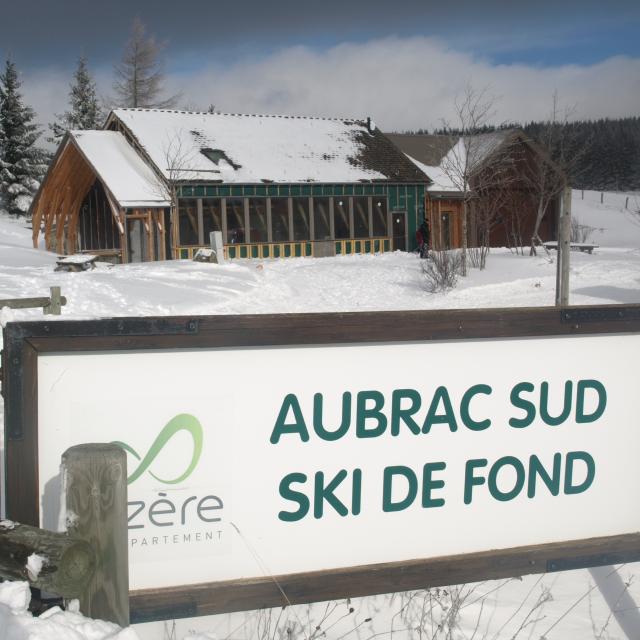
[209, 230, 226, 264]
[44, 286, 62, 315]
[555, 186, 571, 306]
[0, 521, 95, 597]
[560, 187, 572, 306]
[62, 444, 129, 626]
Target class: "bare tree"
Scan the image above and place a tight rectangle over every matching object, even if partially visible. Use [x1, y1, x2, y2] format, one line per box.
[523, 92, 588, 255]
[440, 85, 515, 274]
[114, 18, 180, 109]
[471, 183, 512, 268]
[153, 132, 195, 205]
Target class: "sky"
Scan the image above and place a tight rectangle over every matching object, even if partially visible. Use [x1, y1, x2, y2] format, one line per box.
[1, 0, 639, 142]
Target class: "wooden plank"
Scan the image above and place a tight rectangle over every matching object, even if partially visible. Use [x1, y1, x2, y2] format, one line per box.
[5, 339, 39, 524]
[10, 305, 640, 357]
[0, 521, 95, 598]
[129, 532, 640, 622]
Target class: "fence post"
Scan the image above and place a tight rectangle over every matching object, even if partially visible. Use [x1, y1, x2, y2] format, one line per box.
[209, 230, 226, 264]
[44, 286, 62, 315]
[626, 196, 630, 209]
[62, 444, 129, 626]
[600, 192, 604, 204]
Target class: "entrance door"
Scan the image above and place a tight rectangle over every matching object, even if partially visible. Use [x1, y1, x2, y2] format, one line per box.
[441, 212, 453, 250]
[127, 219, 149, 263]
[392, 212, 407, 251]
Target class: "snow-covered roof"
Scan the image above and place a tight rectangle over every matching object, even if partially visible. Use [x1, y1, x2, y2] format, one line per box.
[70, 130, 170, 207]
[108, 109, 429, 184]
[388, 131, 514, 193]
[404, 154, 458, 192]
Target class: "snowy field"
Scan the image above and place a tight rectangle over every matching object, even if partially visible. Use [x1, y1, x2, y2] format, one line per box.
[1, 189, 640, 640]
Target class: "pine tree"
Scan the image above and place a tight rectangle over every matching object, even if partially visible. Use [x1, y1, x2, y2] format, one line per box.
[113, 18, 179, 108]
[48, 57, 103, 144]
[0, 59, 47, 216]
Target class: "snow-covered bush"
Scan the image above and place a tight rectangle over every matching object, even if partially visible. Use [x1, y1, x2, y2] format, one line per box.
[422, 250, 462, 293]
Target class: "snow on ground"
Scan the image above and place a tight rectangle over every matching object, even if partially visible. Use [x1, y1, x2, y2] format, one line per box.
[0, 581, 137, 640]
[573, 189, 640, 249]
[1, 190, 639, 639]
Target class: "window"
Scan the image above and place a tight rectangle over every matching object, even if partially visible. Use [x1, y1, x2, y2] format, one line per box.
[333, 197, 350, 239]
[271, 198, 290, 242]
[248, 199, 268, 243]
[202, 199, 222, 242]
[178, 201, 199, 245]
[292, 198, 311, 241]
[372, 198, 388, 236]
[314, 198, 331, 240]
[353, 197, 369, 238]
[226, 198, 245, 244]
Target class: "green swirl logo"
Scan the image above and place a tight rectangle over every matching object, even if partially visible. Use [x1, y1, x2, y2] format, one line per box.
[113, 414, 204, 485]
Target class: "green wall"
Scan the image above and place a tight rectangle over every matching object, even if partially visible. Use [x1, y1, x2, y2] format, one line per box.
[177, 183, 426, 250]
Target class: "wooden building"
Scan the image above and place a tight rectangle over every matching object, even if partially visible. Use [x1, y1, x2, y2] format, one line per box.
[386, 131, 562, 250]
[30, 110, 431, 262]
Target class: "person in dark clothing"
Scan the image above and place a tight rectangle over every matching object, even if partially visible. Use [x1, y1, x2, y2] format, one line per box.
[416, 219, 430, 258]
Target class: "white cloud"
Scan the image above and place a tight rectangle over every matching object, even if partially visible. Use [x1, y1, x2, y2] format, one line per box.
[19, 35, 640, 146]
[177, 37, 640, 130]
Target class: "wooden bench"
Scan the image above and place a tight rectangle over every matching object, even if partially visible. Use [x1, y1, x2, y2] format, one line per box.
[55, 254, 98, 272]
[543, 242, 599, 255]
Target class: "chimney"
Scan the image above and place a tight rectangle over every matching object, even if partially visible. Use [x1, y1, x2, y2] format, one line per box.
[366, 117, 376, 134]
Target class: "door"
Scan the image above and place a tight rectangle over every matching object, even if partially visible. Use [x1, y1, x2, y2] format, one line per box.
[441, 212, 453, 250]
[392, 212, 407, 251]
[126, 219, 149, 263]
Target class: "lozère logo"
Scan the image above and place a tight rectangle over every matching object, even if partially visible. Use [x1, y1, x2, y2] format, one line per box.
[113, 414, 225, 534]
[113, 413, 204, 485]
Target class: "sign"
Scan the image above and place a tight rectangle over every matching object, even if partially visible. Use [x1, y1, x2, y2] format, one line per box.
[4, 306, 640, 622]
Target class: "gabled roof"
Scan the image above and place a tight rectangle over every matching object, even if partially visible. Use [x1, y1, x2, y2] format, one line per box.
[387, 130, 521, 193]
[106, 109, 430, 184]
[70, 130, 170, 207]
[385, 133, 457, 167]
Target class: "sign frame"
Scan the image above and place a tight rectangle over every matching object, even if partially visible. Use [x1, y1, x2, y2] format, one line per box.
[3, 304, 640, 623]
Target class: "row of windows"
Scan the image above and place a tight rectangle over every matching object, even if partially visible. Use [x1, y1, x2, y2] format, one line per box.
[178, 196, 389, 246]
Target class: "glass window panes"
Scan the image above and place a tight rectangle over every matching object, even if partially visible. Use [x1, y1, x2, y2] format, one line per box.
[248, 199, 268, 243]
[226, 198, 245, 244]
[372, 198, 388, 236]
[203, 199, 222, 241]
[292, 198, 311, 241]
[353, 197, 369, 238]
[314, 198, 331, 240]
[271, 198, 290, 242]
[333, 197, 350, 239]
[178, 200, 199, 245]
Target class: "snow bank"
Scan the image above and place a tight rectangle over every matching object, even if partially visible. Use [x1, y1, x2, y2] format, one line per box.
[0, 581, 139, 640]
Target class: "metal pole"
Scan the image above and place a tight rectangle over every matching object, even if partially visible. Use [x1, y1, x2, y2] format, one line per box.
[589, 566, 640, 639]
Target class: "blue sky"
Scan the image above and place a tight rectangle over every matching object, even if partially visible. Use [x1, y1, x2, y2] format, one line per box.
[1, 0, 638, 135]
[2, 0, 639, 70]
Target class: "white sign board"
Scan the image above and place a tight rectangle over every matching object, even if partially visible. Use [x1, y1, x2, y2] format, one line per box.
[36, 334, 640, 591]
